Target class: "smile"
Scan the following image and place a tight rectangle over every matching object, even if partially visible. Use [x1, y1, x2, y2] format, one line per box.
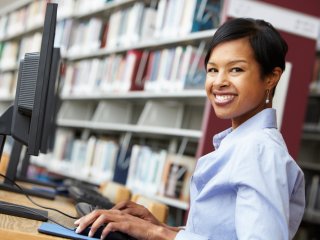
[214, 94, 235, 104]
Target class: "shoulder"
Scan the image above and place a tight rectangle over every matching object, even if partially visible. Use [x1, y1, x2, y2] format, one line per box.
[239, 128, 289, 158]
[230, 128, 302, 180]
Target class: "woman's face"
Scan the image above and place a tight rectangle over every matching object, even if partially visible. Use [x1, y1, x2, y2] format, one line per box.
[205, 37, 269, 129]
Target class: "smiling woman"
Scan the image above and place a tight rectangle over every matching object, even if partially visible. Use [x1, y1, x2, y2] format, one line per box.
[74, 18, 305, 240]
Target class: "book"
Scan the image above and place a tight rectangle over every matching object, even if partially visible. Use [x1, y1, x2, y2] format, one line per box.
[105, 10, 122, 50]
[52, 129, 75, 161]
[177, 45, 197, 90]
[122, 2, 144, 47]
[92, 138, 119, 182]
[184, 41, 207, 90]
[126, 145, 167, 195]
[122, 50, 144, 91]
[154, 0, 167, 38]
[112, 145, 132, 185]
[140, 7, 156, 39]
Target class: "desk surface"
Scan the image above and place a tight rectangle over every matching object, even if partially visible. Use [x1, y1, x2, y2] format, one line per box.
[0, 185, 77, 240]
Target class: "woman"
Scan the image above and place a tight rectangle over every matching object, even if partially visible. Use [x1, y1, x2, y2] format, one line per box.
[74, 18, 305, 240]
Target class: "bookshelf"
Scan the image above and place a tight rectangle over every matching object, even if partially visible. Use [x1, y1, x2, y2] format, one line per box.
[0, 0, 223, 222]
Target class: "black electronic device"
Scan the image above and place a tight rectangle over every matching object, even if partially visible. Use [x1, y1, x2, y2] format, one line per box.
[15, 45, 62, 189]
[75, 202, 97, 217]
[68, 185, 115, 210]
[0, 200, 48, 221]
[0, 3, 60, 221]
[76, 225, 136, 240]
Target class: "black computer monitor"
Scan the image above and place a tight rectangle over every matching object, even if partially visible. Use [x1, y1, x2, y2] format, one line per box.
[0, 3, 59, 221]
[8, 48, 61, 190]
[14, 47, 62, 188]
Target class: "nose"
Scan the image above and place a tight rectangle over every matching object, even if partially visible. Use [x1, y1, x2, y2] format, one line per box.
[213, 71, 229, 88]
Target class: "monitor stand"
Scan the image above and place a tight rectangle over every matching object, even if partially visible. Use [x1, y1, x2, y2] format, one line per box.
[14, 141, 58, 188]
[0, 140, 56, 200]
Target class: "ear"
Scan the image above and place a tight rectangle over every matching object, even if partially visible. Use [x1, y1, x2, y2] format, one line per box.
[265, 67, 282, 90]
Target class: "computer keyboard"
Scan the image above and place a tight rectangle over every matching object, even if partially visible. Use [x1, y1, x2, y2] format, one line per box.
[68, 184, 114, 210]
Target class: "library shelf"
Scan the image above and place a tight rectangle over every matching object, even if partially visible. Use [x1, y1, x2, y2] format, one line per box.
[61, 90, 207, 101]
[57, 119, 202, 139]
[30, 154, 190, 210]
[0, 96, 14, 102]
[66, 29, 217, 61]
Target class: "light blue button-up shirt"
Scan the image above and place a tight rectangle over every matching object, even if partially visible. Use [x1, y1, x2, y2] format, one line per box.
[175, 108, 305, 240]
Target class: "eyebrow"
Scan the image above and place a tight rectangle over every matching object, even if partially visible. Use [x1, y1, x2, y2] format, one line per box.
[207, 59, 248, 66]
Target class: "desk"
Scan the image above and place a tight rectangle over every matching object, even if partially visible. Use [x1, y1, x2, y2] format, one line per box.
[0, 187, 77, 240]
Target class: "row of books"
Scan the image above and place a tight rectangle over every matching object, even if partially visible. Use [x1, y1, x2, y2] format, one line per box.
[54, 0, 221, 56]
[0, 0, 46, 40]
[51, 128, 195, 201]
[61, 44, 206, 96]
[0, 0, 111, 40]
[53, 130, 119, 182]
[54, 0, 110, 18]
[61, 18, 106, 57]
[61, 50, 143, 95]
[126, 144, 195, 201]
[0, 32, 42, 71]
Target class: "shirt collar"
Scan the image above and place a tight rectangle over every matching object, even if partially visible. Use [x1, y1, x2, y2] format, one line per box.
[213, 108, 277, 150]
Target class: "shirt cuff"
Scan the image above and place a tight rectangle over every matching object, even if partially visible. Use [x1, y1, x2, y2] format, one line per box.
[175, 230, 209, 240]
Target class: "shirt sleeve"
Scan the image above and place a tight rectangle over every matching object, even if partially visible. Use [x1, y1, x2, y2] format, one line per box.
[175, 230, 209, 240]
[230, 139, 302, 240]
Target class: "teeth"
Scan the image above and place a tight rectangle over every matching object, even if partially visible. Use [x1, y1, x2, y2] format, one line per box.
[215, 95, 234, 103]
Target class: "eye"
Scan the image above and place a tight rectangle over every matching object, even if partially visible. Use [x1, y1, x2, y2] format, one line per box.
[230, 67, 243, 73]
[206, 67, 218, 73]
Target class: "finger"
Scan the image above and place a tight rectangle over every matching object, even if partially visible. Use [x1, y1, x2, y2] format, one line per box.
[75, 210, 104, 233]
[101, 218, 146, 240]
[112, 200, 136, 210]
[88, 214, 109, 237]
[101, 222, 126, 240]
[121, 204, 147, 218]
[112, 201, 129, 210]
[74, 217, 83, 225]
